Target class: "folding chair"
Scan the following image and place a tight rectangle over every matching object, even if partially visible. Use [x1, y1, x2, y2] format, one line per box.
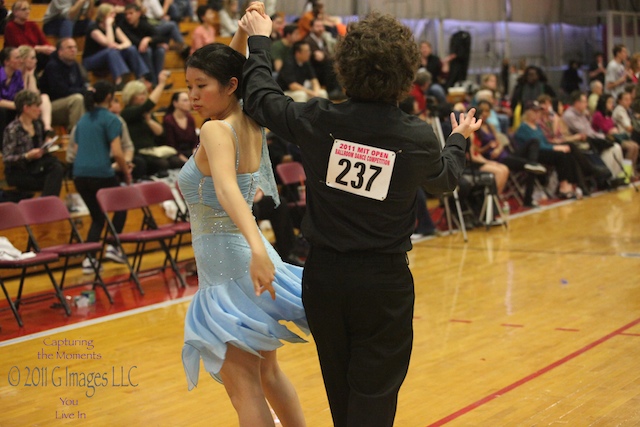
[275, 161, 307, 209]
[136, 181, 191, 266]
[0, 202, 70, 327]
[18, 196, 114, 304]
[96, 186, 185, 294]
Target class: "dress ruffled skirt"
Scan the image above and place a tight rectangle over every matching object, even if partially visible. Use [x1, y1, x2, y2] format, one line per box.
[182, 263, 309, 389]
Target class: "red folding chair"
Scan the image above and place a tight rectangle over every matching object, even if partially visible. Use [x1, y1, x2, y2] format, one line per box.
[275, 161, 307, 226]
[136, 181, 191, 264]
[0, 202, 70, 327]
[96, 185, 185, 293]
[19, 196, 114, 304]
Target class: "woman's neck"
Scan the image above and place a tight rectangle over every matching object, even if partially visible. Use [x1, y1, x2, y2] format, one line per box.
[173, 109, 187, 120]
[211, 98, 241, 121]
[19, 114, 33, 128]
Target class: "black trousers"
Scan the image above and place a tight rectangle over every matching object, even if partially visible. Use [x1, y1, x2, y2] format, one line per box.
[74, 176, 126, 243]
[302, 247, 414, 427]
[5, 155, 64, 196]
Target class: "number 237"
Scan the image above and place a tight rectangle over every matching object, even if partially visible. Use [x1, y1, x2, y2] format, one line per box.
[335, 159, 382, 191]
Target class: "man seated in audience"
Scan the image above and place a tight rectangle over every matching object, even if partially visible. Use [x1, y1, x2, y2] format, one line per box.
[39, 38, 87, 133]
[2, 90, 65, 197]
[304, 17, 342, 99]
[142, 0, 190, 58]
[276, 40, 328, 102]
[562, 91, 624, 180]
[43, 0, 95, 38]
[270, 24, 299, 74]
[121, 3, 168, 86]
[611, 91, 639, 177]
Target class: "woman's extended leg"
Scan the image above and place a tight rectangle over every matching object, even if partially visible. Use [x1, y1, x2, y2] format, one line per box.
[260, 350, 306, 427]
[219, 344, 275, 427]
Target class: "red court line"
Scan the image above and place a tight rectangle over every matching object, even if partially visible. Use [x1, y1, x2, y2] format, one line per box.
[426, 316, 640, 427]
[450, 319, 473, 323]
[555, 328, 580, 332]
[501, 323, 524, 328]
[619, 332, 640, 337]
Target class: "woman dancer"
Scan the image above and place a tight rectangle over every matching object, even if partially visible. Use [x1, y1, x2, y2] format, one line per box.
[178, 22, 308, 427]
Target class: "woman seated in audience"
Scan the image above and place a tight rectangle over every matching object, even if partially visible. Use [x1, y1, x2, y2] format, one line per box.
[120, 72, 183, 177]
[515, 101, 584, 199]
[3, 0, 56, 73]
[218, 0, 239, 37]
[163, 91, 198, 164]
[82, 4, 150, 89]
[475, 100, 546, 207]
[190, 4, 217, 55]
[2, 90, 65, 197]
[16, 45, 54, 135]
[1, 47, 24, 140]
[73, 81, 129, 271]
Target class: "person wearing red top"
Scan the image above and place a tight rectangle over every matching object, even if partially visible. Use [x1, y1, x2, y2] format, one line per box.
[409, 70, 430, 113]
[162, 91, 197, 163]
[4, 1, 55, 73]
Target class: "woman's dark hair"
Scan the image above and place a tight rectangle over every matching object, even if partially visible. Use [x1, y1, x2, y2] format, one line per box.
[196, 4, 216, 22]
[475, 99, 493, 120]
[84, 80, 115, 112]
[185, 43, 246, 99]
[167, 91, 183, 114]
[595, 93, 613, 117]
[334, 13, 419, 103]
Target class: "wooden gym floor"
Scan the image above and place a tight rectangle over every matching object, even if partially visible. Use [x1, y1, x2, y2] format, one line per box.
[1, 186, 639, 426]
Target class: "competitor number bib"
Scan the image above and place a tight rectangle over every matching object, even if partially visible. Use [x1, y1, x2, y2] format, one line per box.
[325, 139, 396, 201]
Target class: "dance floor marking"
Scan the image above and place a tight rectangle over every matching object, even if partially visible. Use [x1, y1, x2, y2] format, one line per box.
[426, 315, 640, 426]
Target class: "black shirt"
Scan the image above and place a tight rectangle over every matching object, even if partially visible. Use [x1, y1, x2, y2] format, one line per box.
[276, 58, 317, 92]
[243, 36, 467, 254]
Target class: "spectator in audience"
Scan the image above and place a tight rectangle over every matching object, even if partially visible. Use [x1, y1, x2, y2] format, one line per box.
[270, 24, 299, 74]
[73, 81, 129, 271]
[562, 91, 624, 180]
[83, 4, 151, 89]
[538, 93, 612, 189]
[190, 4, 217, 55]
[478, 73, 512, 123]
[16, 45, 54, 134]
[43, 0, 95, 38]
[305, 17, 341, 99]
[475, 100, 546, 207]
[2, 90, 64, 197]
[560, 60, 583, 98]
[469, 129, 510, 196]
[1, 47, 24, 142]
[218, 0, 239, 37]
[511, 65, 556, 123]
[99, 0, 136, 20]
[3, 0, 56, 73]
[587, 52, 606, 85]
[418, 41, 447, 105]
[605, 44, 630, 99]
[475, 89, 509, 134]
[120, 3, 167, 86]
[142, 0, 190, 59]
[39, 38, 87, 133]
[628, 53, 640, 84]
[163, 91, 198, 163]
[0, 0, 7, 35]
[121, 72, 182, 177]
[269, 12, 284, 40]
[398, 95, 439, 237]
[410, 70, 431, 114]
[515, 100, 584, 199]
[588, 79, 603, 113]
[611, 91, 639, 176]
[276, 40, 328, 102]
[167, 0, 193, 23]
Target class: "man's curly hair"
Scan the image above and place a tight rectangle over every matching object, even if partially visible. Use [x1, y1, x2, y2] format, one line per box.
[334, 13, 419, 103]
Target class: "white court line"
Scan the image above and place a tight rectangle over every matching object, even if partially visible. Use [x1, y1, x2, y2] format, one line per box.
[0, 295, 195, 348]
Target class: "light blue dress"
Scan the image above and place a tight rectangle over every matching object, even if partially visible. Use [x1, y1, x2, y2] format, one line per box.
[179, 122, 308, 389]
